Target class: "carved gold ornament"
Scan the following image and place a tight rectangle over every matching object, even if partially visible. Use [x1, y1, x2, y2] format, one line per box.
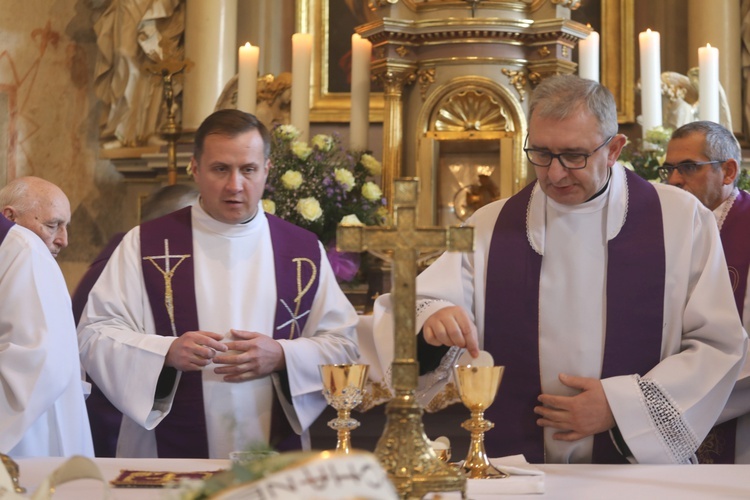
[418, 68, 436, 100]
[502, 68, 529, 102]
[434, 88, 513, 132]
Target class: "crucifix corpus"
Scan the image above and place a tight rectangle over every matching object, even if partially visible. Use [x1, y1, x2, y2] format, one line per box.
[337, 178, 474, 499]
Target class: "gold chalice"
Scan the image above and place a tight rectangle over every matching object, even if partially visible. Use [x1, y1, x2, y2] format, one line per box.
[454, 364, 506, 479]
[319, 363, 369, 454]
[1, 453, 25, 493]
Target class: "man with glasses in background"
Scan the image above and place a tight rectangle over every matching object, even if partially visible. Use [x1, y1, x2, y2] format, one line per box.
[372, 74, 746, 464]
[663, 120, 750, 464]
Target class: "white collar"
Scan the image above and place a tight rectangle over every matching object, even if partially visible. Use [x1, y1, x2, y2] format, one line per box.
[527, 162, 629, 255]
[192, 199, 267, 238]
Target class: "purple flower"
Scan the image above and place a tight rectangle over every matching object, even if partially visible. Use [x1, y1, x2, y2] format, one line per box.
[326, 245, 361, 282]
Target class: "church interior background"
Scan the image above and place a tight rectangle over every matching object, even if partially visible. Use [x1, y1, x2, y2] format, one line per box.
[0, 0, 750, 456]
[0, 0, 746, 298]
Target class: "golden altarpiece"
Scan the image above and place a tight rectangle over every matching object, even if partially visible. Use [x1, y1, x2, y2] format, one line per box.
[353, 0, 590, 225]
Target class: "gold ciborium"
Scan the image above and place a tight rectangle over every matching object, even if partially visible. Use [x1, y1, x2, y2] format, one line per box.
[319, 363, 369, 454]
[454, 365, 506, 479]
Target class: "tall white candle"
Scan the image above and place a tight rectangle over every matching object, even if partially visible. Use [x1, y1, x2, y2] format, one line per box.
[698, 43, 720, 123]
[638, 29, 663, 137]
[291, 33, 313, 142]
[183, 0, 238, 130]
[238, 42, 259, 114]
[578, 28, 600, 82]
[350, 34, 372, 151]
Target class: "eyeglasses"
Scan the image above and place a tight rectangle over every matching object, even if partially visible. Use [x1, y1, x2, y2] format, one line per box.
[657, 160, 724, 182]
[524, 135, 614, 170]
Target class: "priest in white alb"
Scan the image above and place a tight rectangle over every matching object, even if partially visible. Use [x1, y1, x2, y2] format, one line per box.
[0, 215, 93, 457]
[663, 120, 750, 463]
[78, 110, 359, 458]
[372, 75, 747, 464]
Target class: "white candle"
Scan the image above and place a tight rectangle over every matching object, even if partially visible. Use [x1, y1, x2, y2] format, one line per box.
[350, 33, 372, 151]
[698, 43, 720, 123]
[238, 42, 259, 114]
[638, 29, 663, 137]
[291, 33, 313, 142]
[578, 28, 600, 82]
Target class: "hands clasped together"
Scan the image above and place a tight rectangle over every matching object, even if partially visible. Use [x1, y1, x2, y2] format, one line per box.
[423, 305, 615, 441]
[164, 329, 286, 383]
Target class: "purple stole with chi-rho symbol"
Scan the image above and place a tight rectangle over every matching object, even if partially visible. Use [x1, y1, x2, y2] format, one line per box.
[140, 206, 320, 458]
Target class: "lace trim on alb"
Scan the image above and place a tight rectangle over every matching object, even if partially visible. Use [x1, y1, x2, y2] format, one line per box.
[525, 185, 542, 256]
[638, 376, 699, 463]
[716, 188, 739, 231]
[416, 298, 451, 318]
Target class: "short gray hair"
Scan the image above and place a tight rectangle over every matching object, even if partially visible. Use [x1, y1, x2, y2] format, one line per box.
[671, 120, 741, 163]
[670, 121, 741, 186]
[529, 74, 618, 138]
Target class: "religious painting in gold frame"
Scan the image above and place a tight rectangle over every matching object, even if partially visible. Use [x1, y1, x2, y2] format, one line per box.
[295, 0, 384, 123]
[571, 0, 635, 124]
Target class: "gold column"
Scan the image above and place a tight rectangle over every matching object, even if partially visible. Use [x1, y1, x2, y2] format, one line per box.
[687, 0, 742, 133]
[376, 63, 417, 212]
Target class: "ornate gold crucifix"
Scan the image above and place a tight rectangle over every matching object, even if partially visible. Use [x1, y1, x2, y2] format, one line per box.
[338, 179, 473, 500]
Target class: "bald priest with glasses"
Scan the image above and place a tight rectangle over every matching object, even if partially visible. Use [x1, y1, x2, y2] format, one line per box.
[372, 74, 747, 464]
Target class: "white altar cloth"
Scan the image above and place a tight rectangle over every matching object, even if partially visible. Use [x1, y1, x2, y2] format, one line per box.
[13, 458, 750, 499]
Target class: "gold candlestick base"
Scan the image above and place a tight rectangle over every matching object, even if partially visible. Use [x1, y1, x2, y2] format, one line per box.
[455, 365, 506, 480]
[1, 453, 25, 493]
[375, 392, 467, 499]
[320, 364, 369, 454]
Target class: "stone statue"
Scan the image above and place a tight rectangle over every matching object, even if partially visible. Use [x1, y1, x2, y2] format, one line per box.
[657, 69, 733, 132]
[215, 73, 292, 130]
[93, 0, 185, 148]
[661, 71, 698, 130]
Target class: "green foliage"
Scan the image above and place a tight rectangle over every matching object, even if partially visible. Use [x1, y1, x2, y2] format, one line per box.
[618, 126, 673, 182]
[737, 167, 750, 192]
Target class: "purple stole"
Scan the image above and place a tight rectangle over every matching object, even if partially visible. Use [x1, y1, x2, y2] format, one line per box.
[483, 169, 665, 463]
[722, 190, 750, 322]
[140, 207, 321, 458]
[73, 232, 126, 457]
[0, 215, 13, 246]
[698, 190, 750, 464]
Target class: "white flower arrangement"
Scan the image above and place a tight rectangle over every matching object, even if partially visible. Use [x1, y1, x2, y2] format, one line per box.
[334, 168, 356, 192]
[296, 197, 323, 222]
[281, 170, 303, 190]
[263, 125, 387, 248]
[362, 181, 383, 202]
[360, 153, 382, 176]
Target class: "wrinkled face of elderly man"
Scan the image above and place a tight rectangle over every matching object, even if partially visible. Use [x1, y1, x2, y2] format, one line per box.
[2, 178, 71, 258]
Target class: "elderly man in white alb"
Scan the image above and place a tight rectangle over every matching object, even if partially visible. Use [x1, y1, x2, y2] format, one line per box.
[78, 110, 359, 458]
[0, 176, 71, 258]
[372, 75, 747, 464]
[0, 214, 93, 457]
